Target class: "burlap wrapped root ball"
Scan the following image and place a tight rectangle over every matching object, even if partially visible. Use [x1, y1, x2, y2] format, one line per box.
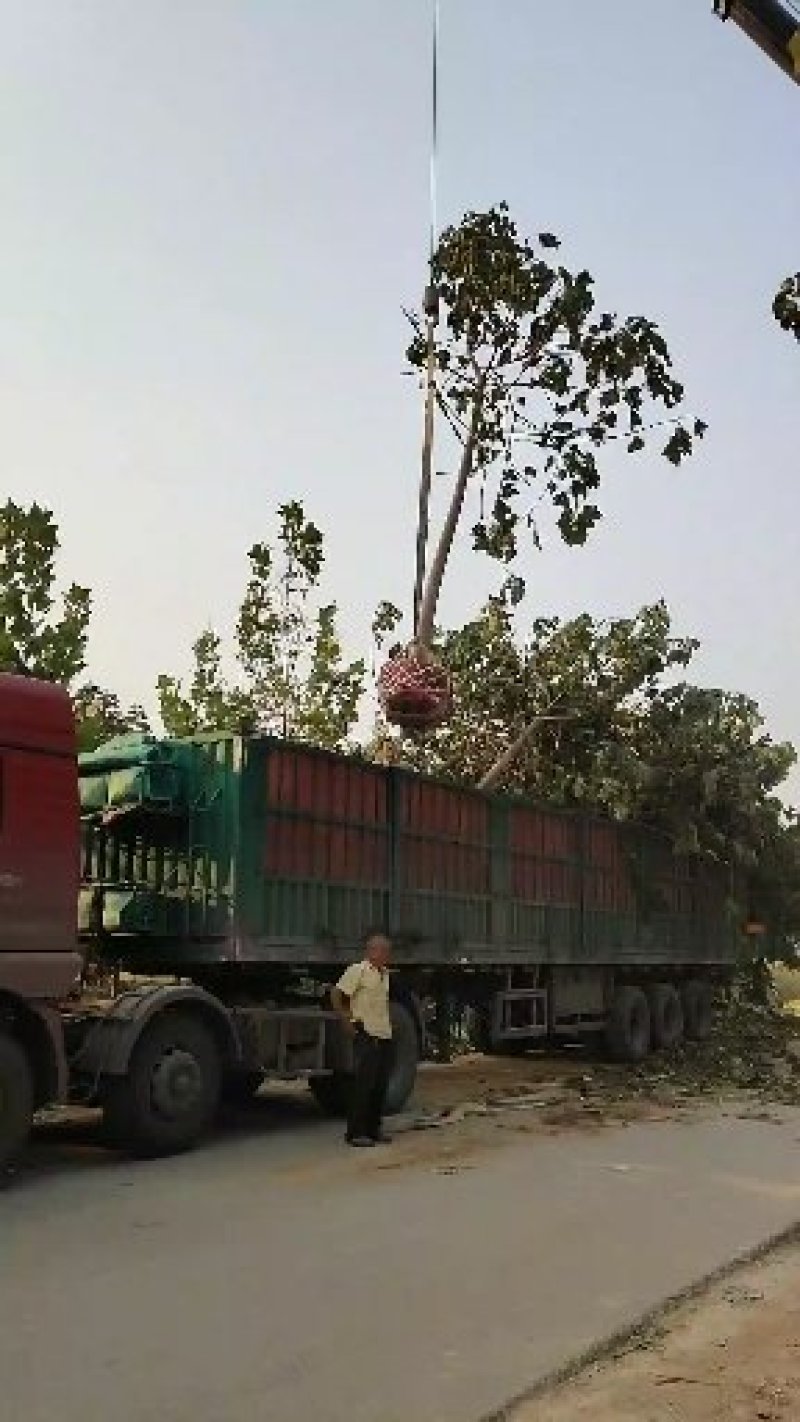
[377, 645, 453, 732]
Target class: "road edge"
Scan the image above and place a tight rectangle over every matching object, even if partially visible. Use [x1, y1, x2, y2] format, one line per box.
[479, 1216, 800, 1422]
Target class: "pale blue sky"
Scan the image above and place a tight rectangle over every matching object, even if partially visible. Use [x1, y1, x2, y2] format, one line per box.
[0, 3, 797, 790]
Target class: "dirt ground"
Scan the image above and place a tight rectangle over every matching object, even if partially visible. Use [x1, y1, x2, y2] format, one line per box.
[378, 1050, 692, 1174]
[511, 1242, 800, 1422]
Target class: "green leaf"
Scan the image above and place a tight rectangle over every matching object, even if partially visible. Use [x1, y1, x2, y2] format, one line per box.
[0, 500, 91, 686]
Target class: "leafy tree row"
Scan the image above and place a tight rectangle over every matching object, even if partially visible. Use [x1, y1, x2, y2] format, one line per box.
[2, 493, 798, 956]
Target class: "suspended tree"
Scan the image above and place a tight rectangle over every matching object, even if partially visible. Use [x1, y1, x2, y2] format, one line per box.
[375, 595, 800, 953]
[378, 205, 706, 750]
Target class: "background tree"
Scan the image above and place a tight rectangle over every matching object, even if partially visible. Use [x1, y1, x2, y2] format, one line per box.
[405, 206, 706, 654]
[629, 684, 795, 862]
[748, 813, 800, 949]
[157, 628, 248, 738]
[375, 595, 800, 952]
[773, 272, 800, 341]
[158, 502, 365, 748]
[0, 499, 144, 751]
[72, 684, 150, 753]
[0, 500, 91, 683]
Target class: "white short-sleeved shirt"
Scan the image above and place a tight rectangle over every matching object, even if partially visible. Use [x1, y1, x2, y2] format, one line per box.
[336, 960, 392, 1040]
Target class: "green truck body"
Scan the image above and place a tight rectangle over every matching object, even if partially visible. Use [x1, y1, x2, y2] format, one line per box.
[79, 731, 738, 975]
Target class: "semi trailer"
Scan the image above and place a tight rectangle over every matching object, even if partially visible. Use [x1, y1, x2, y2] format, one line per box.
[0, 672, 740, 1168]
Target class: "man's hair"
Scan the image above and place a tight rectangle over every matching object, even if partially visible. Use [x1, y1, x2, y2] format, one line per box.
[363, 926, 391, 945]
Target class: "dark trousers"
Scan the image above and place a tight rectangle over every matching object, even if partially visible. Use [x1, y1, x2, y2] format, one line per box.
[347, 1032, 393, 1140]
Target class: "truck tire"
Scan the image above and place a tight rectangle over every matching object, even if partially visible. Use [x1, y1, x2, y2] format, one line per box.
[681, 979, 714, 1041]
[0, 1033, 34, 1175]
[309, 1000, 420, 1118]
[101, 1012, 221, 1158]
[384, 1000, 419, 1114]
[605, 986, 651, 1063]
[647, 983, 684, 1052]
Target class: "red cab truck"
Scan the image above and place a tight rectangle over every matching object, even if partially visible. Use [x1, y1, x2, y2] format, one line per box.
[0, 676, 81, 1164]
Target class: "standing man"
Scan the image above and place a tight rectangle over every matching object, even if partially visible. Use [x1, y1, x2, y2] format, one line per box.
[332, 931, 394, 1147]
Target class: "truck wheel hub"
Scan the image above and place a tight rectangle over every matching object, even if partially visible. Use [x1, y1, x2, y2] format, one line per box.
[150, 1049, 202, 1119]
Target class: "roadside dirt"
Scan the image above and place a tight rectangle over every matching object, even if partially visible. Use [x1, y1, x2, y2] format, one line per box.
[374, 1051, 692, 1175]
[510, 1241, 800, 1422]
[406, 995, 800, 1136]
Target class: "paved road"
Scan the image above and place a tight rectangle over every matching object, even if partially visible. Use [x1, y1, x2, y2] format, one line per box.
[4, 1097, 800, 1422]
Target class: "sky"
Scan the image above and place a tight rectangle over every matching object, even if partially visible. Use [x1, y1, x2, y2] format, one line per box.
[0, 2, 797, 792]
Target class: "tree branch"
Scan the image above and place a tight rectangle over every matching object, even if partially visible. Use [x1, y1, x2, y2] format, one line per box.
[477, 711, 572, 792]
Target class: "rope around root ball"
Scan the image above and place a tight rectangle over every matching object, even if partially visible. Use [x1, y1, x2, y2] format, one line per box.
[377, 645, 453, 733]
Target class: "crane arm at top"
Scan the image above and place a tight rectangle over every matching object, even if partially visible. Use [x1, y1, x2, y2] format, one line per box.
[714, 1, 800, 83]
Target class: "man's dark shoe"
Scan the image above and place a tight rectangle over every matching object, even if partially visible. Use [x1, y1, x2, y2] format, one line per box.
[370, 1133, 392, 1145]
[345, 1135, 375, 1147]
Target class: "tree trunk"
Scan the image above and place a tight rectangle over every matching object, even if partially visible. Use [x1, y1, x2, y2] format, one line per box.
[478, 714, 566, 792]
[412, 311, 438, 636]
[414, 381, 485, 651]
[477, 723, 538, 792]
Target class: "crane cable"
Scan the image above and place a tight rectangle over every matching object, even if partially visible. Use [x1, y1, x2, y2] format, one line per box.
[412, 0, 440, 641]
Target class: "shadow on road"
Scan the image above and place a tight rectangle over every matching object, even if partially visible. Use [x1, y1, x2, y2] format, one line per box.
[13, 1086, 330, 1190]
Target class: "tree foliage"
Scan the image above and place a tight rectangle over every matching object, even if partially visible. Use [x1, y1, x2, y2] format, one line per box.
[385, 598, 696, 799]
[158, 502, 365, 749]
[157, 629, 248, 739]
[773, 272, 800, 342]
[630, 684, 794, 863]
[0, 500, 151, 751]
[408, 207, 706, 645]
[72, 684, 150, 753]
[0, 500, 91, 684]
[373, 596, 799, 947]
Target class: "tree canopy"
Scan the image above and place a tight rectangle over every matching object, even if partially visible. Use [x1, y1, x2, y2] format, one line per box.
[407, 207, 706, 649]
[72, 684, 150, 753]
[0, 500, 91, 684]
[0, 500, 147, 748]
[158, 502, 365, 750]
[372, 595, 799, 951]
